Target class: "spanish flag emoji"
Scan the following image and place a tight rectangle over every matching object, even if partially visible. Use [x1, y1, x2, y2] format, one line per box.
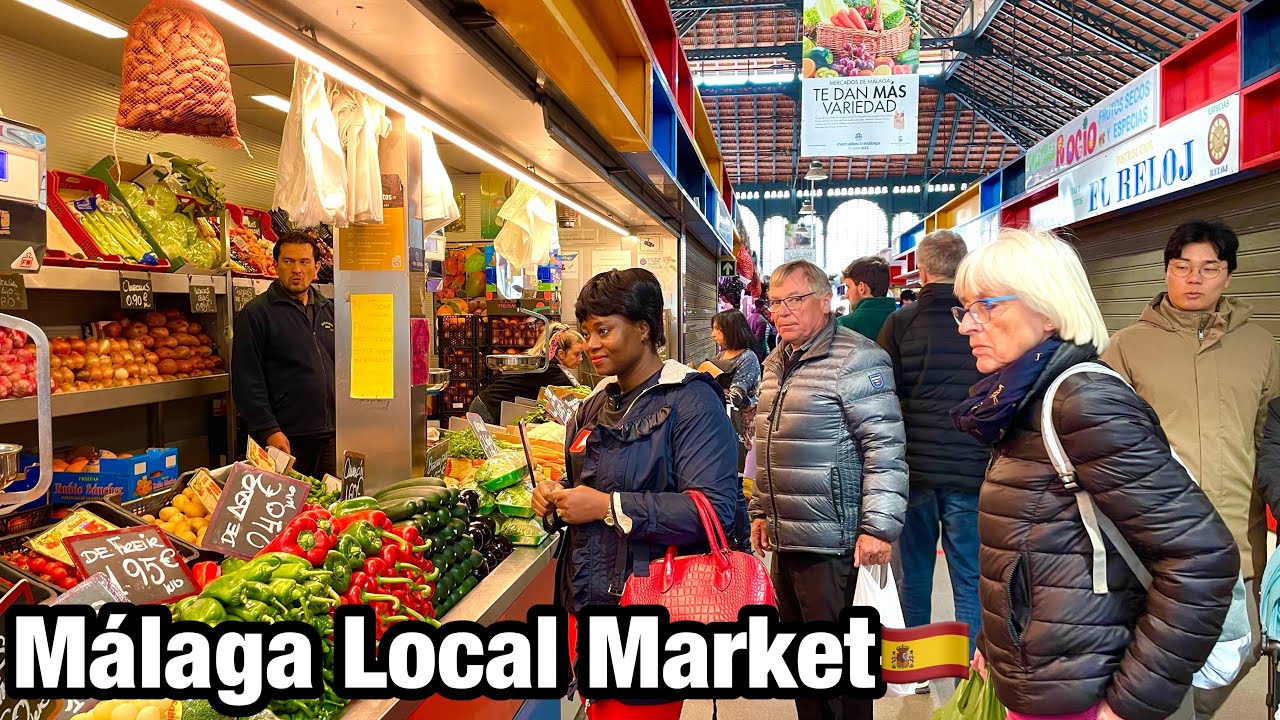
[882, 622, 971, 684]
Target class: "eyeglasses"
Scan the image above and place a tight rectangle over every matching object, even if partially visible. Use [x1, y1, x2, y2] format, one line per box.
[765, 292, 816, 313]
[1168, 261, 1224, 279]
[952, 295, 1017, 326]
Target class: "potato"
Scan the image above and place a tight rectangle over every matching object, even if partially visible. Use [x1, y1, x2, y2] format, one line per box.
[158, 506, 182, 522]
[184, 502, 207, 519]
[110, 702, 137, 720]
[171, 495, 189, 511]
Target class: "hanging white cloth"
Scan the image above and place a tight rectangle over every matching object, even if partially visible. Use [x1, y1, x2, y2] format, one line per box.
[494, 181, 558, 271]
[272, 60, 348, 228]
[420, 129, 460, 235]
[330, 83, 390, 225]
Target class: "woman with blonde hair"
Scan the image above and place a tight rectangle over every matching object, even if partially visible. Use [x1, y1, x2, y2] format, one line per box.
[469, 325, 585, 424]
[950, 228, 1237, 720]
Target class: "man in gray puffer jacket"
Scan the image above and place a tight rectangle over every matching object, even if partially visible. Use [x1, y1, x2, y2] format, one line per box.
[749, 260, 908, 720]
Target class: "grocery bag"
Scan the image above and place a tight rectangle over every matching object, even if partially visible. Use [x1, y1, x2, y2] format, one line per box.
[932, 670, 1006, 720]
[853, 564, 915, 697]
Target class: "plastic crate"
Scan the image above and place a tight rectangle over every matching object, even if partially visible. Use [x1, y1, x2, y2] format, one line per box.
[440, 347, 484, 380]
[487, 316, 540, 349]
[442, 379, 480, 413]
[0, 557, 60, 601]
[227, 203, 279, 279]
[437, 315, 487, 347]
[46, 170, 172, 273]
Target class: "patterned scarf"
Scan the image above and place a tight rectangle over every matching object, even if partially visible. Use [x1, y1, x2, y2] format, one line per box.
[950, 337, 1064, 445]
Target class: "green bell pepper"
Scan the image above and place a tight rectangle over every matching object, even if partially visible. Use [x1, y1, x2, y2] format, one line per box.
[322, 550, 353, 592]
[201, 574, 249, 606]
[177, 597, 227, 626]
[340, 520, 384, 556]
[268, 578, 302, 605]
[220, 557, 247, 576]
[331, 497, 380, 517]
[335, 535, 366, 564]
[170, 597, 199, 621]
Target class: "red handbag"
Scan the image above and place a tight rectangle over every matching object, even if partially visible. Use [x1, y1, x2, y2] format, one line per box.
[620, 490, 776, 622]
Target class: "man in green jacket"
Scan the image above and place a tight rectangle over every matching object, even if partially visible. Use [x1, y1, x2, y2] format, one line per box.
[838, 256, 897, 341]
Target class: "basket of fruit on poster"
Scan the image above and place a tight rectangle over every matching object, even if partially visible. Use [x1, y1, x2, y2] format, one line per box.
[803, 0, 921, 77]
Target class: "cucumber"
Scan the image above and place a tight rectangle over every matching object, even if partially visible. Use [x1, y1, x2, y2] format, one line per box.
[374, 477, 447, 500]
[379, 497, 422, 521]
[377, 486, 450, 509]
[450, 503, 469, 520]
[446, 518, 467, 539]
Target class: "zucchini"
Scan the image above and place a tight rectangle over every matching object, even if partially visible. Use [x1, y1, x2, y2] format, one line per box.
[374, 477, 447, 499]
[377, 486, 450, 509]
[379, 497, 422, 521]
[450, 503, 469, 520]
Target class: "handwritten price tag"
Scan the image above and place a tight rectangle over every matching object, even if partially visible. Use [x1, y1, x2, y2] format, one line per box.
[189, 284, 217, 314]
[0, 275, 27, 311]
[341, 452, 365, 501]
[465, 412, 501, 459]
[233, 284, 256, 314]
[544, 392, 577, 425]
[119, 275, 154, 311]
[201, 462, 309, 559]
[63, 527, 197, 605]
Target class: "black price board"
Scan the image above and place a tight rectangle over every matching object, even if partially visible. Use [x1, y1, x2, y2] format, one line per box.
[425, 439, 449, 479]
[202, 462, 309, 559]
[466, 412, 500, 458]
[189, 283, 217, 314]
[0, 580, 64, 720]
[0, 275, 27, 311]
[119, 275, 154, 311]
[233, 284, 256, 314]
[341, 451, 365, 501]
[63, 526, 197, 605]
[545, 392, 576, 425]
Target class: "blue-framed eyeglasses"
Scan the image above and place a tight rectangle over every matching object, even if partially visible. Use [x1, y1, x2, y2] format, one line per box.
[952, 295, 1017, 326]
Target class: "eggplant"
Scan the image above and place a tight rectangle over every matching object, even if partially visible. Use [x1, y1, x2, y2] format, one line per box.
[468, 520, 493, 547]
[458, 489, 480, 515]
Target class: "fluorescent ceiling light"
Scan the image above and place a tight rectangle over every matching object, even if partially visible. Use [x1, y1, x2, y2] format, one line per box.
[195, 0, 630, 238]
[251, 94, 291, 112]
[15, 0, 127, 38]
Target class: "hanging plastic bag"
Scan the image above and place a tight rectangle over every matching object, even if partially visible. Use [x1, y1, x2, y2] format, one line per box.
[421, 130, 460, 235]
[330, 84, 390, 224]
[494, 181, 557, 270]
[116, 0, 244, 149]
[272, 60, 348, 228]
[853, 564, 916, 697]
[932, 669, 1006, 720]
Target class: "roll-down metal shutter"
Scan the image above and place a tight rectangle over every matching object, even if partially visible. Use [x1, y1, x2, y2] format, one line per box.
[1068, 172, 1280, 343]
[682, 237, 718, 365]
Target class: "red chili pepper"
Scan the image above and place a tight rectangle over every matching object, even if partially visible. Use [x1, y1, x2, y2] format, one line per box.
[191, 561, 222, 589]
[333, 509, 391, 533]
[379, 542, 400, 567]
[362, 557, 388, 577]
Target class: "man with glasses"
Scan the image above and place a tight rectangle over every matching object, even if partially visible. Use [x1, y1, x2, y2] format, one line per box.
[1102, 219, 1279, 719]
[877, 231, 986, 694]
[232, 231, 337, 477]
[749, 260, 907, 720]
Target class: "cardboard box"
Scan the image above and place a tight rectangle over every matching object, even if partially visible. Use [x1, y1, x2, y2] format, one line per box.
[26, 447, 181, 505]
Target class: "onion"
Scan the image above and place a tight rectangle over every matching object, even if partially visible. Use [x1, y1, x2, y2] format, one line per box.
[127, 339, 144, 356]
[75, 369, 91, 382]
[120, 350, 135, 364]
[69, 338, 87, 354]
[109, 352, 124, 366]
[113, 367, 128, 381]
[103, 321, 122, 338]
[51, 338, 71, 355]
[125, 362, 141, 378]
[67, 352, 85, 371]
[50, 356, 62, 371]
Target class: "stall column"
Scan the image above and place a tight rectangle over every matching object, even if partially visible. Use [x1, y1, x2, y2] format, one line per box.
[334, 113, 426, 491]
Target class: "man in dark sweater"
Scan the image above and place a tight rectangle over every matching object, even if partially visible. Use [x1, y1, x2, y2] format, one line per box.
[232, 232, 336, 477]
[838, 256, 897, 341]
[877, 230, 987, 674]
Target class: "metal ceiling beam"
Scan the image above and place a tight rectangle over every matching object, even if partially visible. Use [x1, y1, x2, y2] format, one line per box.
[942, 102, 963, 172]
[685, 42, 802, 61]
[675, 9, 710, 35]
[697, 81, 801, 98]
[945, 80, 1038, 149]
[1024, 0, 1163, 64]
[982, 55, 1094, 107]
[942, 0, 1009, 80]
[923, 100, 945, 180]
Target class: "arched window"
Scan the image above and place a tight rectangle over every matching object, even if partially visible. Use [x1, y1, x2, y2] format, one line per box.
[762, 216, 788, 276]
[737, 206, 762, 258]
[891, 211, 921, 246]
[825, 200, 889, 271]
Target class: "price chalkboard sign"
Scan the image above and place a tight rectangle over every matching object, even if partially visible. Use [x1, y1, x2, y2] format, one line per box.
[341, 451, 365, 501]
[0, 275, 27, 311]
[465, 412, 501, 458]
[189, 283, 217, 314]
[233, 284, 257, 314]
[201, 462, 309, 559]
[119, 275, 154, 311]
[425, 439, 449, 479]
[63, 526, 197, 605]
[0, 580, 63, 720]
[545, 392, 576, 425]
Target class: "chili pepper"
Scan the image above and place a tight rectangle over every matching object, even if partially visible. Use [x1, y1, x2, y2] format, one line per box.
[220, 557, 247, 576]
[310, 613, 335, 638]
[330, 497, 380, 517]
[177, 597, 227, 626]
[335, 534, 366, 564]
[362, 556, 388, 577]
[270, 563, 332, 583]
[191, 561, 222, 590]
[267, 578, 302, 605]
[339, 520, 386, 556]
[170, 596, 199, 621]
[379, 541, 400, 567]
[343, 585, 401, 610]
[237, 553, 302, 582]
[333, 509, 391, 533]
[302, 578, 341, 604]
[227, 598, 278, 623]
[201, 574, 249, 606]
[322, 551, 353, 593]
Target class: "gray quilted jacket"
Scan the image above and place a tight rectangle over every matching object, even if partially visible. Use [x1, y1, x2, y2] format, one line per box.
[749, 316, 908, 553]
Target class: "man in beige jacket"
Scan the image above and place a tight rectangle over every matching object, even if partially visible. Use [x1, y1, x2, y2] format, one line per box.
[1103, 219, 1279, 719]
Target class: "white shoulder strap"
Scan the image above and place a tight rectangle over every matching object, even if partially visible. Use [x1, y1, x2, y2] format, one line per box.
[1040, 362, 1153, 595]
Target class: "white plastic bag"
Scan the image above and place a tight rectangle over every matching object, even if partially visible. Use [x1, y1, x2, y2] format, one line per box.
[853, 564, 916, 697]
[272, 60, 348, 228]
[421, 130, 460, 235]
[330, 84, 390, 224]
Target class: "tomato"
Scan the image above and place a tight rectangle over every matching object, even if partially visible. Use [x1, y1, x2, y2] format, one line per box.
[38, 573, 52, 582]
[28, 557, 46, 573]
[57, 576, 77, 589]
[47, 565, 67, 582]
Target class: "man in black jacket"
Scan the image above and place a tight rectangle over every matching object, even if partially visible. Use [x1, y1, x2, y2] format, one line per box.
[877, 230, 987, 675]
[232, 232, 336, 477]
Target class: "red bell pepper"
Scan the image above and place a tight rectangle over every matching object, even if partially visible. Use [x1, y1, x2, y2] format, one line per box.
[191, 561, 222, 590]
[298, 508, 336, 536]
[333, 509, 391, 533]
[259, 515, 336, 566]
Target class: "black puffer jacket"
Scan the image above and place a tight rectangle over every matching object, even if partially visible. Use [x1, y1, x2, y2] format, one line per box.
[877, 283, 988, 491]
[978, 343, 1238, 720]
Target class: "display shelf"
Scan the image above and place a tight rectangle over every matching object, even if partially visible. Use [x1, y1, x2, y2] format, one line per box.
[1000, 183, 1057, 228]
[1242, 0, 1280, 86]
[936, 184, 981, 229]
[897, 219, 926, 253]
[1242, 71, 1280, 170]
[1160, 15, 1240, 124]
[980, 172, 1003, 212]
[0, 375, 229, 424]
[650, 69, 678, 176]
[1000, 156, 1027, 206]
[629, 0, 679, 89]
[24, 266, 229, 294]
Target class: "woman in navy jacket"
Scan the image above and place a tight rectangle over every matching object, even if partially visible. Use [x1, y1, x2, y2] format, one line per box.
[533, 268, 740, 720]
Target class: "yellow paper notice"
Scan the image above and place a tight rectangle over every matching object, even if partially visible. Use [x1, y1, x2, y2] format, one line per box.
[351, 293, 395, 399]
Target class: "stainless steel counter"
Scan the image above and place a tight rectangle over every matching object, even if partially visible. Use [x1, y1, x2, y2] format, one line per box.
[340, 534, 561, 720]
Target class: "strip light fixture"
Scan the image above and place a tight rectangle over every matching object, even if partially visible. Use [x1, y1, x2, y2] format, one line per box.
[196, 0, 631, 238]
[251, 94, 291, 112]
[14, 0, 128, 39]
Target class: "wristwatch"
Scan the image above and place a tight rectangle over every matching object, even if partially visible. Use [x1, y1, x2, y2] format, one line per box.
[603, 499, 616, 527]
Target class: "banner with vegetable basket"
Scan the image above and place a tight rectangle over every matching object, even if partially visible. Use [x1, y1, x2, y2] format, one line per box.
[801, 0, 921, 157]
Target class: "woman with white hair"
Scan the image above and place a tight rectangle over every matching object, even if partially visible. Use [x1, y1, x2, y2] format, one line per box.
[950, 228, 1237, 720]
